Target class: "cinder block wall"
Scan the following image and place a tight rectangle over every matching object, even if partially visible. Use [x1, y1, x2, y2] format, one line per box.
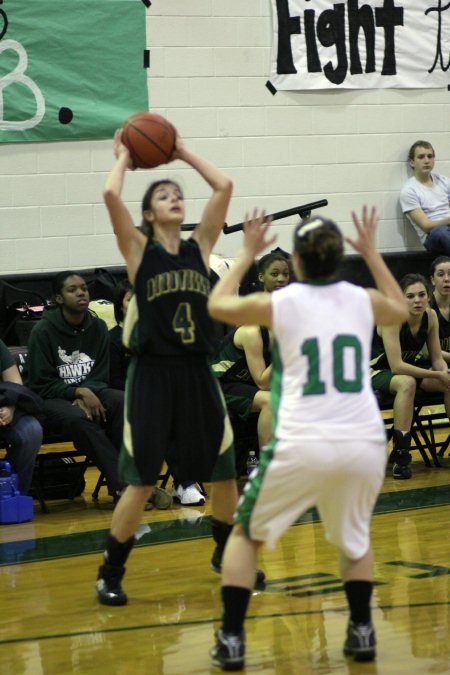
[1, 0, 449, 273]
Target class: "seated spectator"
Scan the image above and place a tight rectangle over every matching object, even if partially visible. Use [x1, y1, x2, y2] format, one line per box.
[400, 140, 450, 254]
[211, 251, 290, 472]
[257, 250, 291, 292]
[370, 273, 450, 480]
[0, 338, 43, 495]
[24, 271, 125, 500]
[430, 256, 450, 362]
[109, 279, 132, 390]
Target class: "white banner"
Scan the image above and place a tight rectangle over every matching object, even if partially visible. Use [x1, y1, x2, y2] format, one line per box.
[269, 0, 450, 90]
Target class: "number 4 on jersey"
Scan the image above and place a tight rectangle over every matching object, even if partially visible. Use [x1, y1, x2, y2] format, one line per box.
[173, 302, 196, 344]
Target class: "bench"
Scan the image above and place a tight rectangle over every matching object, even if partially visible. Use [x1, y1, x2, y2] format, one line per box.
[376, 390, 450, 467]
[1, 345, 99, 513]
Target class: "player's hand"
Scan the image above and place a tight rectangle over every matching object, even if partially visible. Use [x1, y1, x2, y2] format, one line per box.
[346, 206, 379, 257]
[169, 132, 186, 162]
[113, 128, 135, 170]
[241, 209, 276, 260]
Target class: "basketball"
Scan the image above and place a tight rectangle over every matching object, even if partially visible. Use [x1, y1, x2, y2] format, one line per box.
[122, 112, 176, 169]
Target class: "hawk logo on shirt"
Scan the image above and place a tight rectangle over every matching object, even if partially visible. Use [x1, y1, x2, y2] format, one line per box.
[57, 347, 94, 384]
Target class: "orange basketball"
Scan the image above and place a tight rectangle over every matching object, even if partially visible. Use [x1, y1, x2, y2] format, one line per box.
[122, 112, 176, 169]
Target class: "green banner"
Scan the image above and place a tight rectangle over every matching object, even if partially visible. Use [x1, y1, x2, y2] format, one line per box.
[0, 0, 148, 142]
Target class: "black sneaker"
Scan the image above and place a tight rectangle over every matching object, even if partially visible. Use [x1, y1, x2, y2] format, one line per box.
[210, 553, 266, 586]
[392, 461, 412, 479]
[210, 629, 245, 670]
[343, 620, 376, 662]
[96, 564, 128, 606]
[392, 449, 412, 479]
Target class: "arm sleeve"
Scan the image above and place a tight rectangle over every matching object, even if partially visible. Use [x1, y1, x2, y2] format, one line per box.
[0, 339, 15, 373]
[399, 182, 420, 214]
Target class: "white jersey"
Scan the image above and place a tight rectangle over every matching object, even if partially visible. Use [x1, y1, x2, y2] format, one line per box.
[271, 280, 385, 441]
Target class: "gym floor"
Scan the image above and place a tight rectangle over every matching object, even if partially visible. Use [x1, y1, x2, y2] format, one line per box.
[1, 446, 450, 674]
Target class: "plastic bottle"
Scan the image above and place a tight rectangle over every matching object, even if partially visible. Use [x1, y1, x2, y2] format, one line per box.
[246, 450, 259, 477]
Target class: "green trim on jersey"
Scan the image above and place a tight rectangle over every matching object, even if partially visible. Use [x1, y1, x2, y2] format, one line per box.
[235, 435, 277, 536]
[119, 357, 142, 485]
[234, 339, 283, 535]
[122, 290, 140, 353]
[270, 338, 283, 435]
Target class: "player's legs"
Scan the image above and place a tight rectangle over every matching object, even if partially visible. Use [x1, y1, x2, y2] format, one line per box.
[420, 376, 450, 419]
[318, 439, 384, 663]
[251, 389, 271, 448]
[390, 374, 416, 479]
[209, 444, 243, 576]
[373, 370, 416, 479]
[340, 546, 376, 662]
[110, 483, 153, 541]
[210, 525, 261, 670]
[222, 381, 268, 469]
[96, 356, 168, 606]
[210, 477, 238, 524]
[96, 469, 156, 606]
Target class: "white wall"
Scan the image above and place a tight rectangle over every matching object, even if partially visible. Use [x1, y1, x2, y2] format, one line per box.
[1, 0, 449, 273]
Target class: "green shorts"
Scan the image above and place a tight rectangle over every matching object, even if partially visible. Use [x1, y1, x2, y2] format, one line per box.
[371, 358, 430, 393]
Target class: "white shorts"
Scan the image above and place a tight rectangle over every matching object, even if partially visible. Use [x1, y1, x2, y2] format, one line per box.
[235, 436, 386, 560]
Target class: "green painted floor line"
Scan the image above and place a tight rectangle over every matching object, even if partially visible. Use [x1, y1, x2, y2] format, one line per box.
[0, 600, 449, 647]
[1, 483, 449, 566]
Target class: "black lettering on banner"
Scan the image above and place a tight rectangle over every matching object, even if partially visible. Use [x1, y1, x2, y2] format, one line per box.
[375, 0, 404, 75]
[426, 0, 450, 73]
[274, 0, 404, 85]
[316, 5, 347, 85]
[348, 0, 376, 75]
[276, 0, 301, 74]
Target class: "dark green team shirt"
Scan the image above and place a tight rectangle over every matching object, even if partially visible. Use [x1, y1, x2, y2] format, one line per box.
[24, 306, 110, 400]
[123, 238, 215, 357]
[370, 312, 428, 375]
[0, 339, 14, 373]
[211, 327, 271, 384]
[431, 296, 450, 353]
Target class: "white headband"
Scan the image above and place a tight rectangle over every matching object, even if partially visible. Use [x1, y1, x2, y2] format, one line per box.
[296, 217, 325, 239]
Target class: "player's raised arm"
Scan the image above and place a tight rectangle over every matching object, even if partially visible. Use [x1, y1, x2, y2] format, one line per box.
[174, 136, 233, 264]
[103, 129, 147, 283]
[208, 210, 276, 327]
[346, 206, 408, 326]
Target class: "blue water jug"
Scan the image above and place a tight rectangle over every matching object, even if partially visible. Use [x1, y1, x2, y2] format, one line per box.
[0, 460, 34, 523]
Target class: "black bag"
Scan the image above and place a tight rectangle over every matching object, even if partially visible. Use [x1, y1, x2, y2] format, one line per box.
[86, 268, 119, 302]
[30, 456, 86, 501]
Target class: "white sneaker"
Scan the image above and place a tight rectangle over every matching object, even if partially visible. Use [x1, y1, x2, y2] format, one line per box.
[171, 484, 206, 506]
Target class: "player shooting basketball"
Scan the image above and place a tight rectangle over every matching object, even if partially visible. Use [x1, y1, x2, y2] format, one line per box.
[95, 121, 264, 606]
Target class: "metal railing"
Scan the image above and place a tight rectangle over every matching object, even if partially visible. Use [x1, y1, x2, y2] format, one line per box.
[181, 199, 328, 233]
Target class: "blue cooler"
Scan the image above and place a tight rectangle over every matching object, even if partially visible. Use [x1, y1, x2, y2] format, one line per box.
[0, 461, 34, 524]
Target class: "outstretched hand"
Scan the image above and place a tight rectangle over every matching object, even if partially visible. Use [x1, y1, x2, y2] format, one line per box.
[113, 128, 135, 170]
[346, 206, 379, 257]
[242, 209, 277, 260]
